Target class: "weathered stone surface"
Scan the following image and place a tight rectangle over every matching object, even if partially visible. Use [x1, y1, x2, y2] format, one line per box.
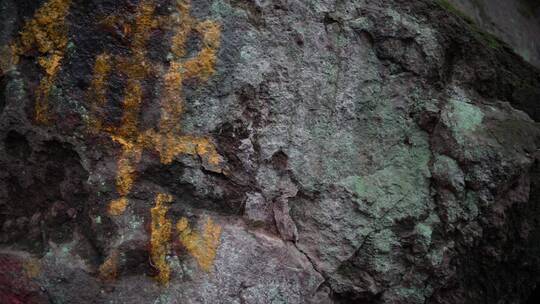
[448, 0, 540, 68]
[1, 0, 540, 303]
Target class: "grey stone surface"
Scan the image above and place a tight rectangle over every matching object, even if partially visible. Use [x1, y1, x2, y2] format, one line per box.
[1, 0, 540, 303]
[448, 0, 540, 68]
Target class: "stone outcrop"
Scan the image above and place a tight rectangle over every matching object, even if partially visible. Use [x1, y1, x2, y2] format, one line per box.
[1, 0, 540, 303]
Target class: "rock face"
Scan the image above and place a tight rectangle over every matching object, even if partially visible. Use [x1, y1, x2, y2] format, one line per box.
[1, 0, 540, 303]
[448, 0, 540, 68]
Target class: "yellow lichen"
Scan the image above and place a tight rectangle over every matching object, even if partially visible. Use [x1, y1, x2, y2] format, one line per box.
[150, 193, 173, 285]
[108, 197, 128, 216]
[35, 77, 56, 124]
[176, 217, 222, 272]
[98, 250, 119, 282]
[38, 53, 63, 76]
[12, 0, 72, 124]
[114, 147, 142, 196]
[142, 132, 222, 166]
[159, 61, 184, 133]
[183, 20, 221, 80]
[15, 0, 71, 54]
[86, 53, 112, 132]
[131, 0, 156, 55]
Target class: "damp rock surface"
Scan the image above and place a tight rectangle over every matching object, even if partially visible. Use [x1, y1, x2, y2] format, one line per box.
[1, 0, 540, 303]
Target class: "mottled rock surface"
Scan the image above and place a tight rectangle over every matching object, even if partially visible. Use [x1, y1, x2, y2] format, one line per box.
[1, 0, 540, 303]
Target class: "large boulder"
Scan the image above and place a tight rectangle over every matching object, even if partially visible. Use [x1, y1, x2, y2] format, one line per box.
[1, 0, 540, 303]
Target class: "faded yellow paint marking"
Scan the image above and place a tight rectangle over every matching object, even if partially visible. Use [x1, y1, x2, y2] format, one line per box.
[98, 250, 119, 282]
[3, 0, 226, 286]
[86, 0, 223, 219]
[79, 0, 224, 284]
[176, 217, 222, 272]
[150, 193, 173, 285]
[12, 0, 72, 124]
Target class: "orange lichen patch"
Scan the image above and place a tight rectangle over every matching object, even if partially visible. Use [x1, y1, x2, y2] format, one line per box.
[102, 80, 144, 209]
[34, 53, 64, 124]
[197, 20, 221, 49]
[141, 132, 222, 167]
[169, 0, 193, 58]
[92, 53, 112, 87]
[85, 2, 224, 282]
[35, 77, 56, 124]
[22, 258, 41, 279]
[107, 142, 143, 210]
[176, 217, 222, 272]
[113, 147, 143, 197]
[118, 81, 143, 139]
[150, 193, 173, 285]
[183, 21, 221, 80]
[115, 57, 153, 81]
[15, 0, 71, 55]
[38, 53, 63, 76]
[131, 0, 157, 56]
[86, 53, 112, 133]
[182, 47, 217, 80]
[108, 197, 128, 216]
[159, 0, 221, 130]
[98, 250, 119, 282]
[159, 62, 184, 133]
[12, 0, 72, 124]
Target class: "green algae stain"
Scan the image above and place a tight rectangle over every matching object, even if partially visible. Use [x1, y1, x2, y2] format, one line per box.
[355, 177, 366, 197]
[340, 175, 367, 197]
[372, 229, 396, 253]
[449, 98, 484, 131]
[414, 223, 433, 248]
[415, 223, 432, 239]
[340, 142, 432, 221]
[442, 95, 485, 144]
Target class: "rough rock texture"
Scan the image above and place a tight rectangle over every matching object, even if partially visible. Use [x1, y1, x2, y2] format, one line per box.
[1, 0, 540, 303]
[448, 0, 540, 68]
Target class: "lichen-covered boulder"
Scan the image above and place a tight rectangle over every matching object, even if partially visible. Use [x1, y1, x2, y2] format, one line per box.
[1, 0, 540, 303]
